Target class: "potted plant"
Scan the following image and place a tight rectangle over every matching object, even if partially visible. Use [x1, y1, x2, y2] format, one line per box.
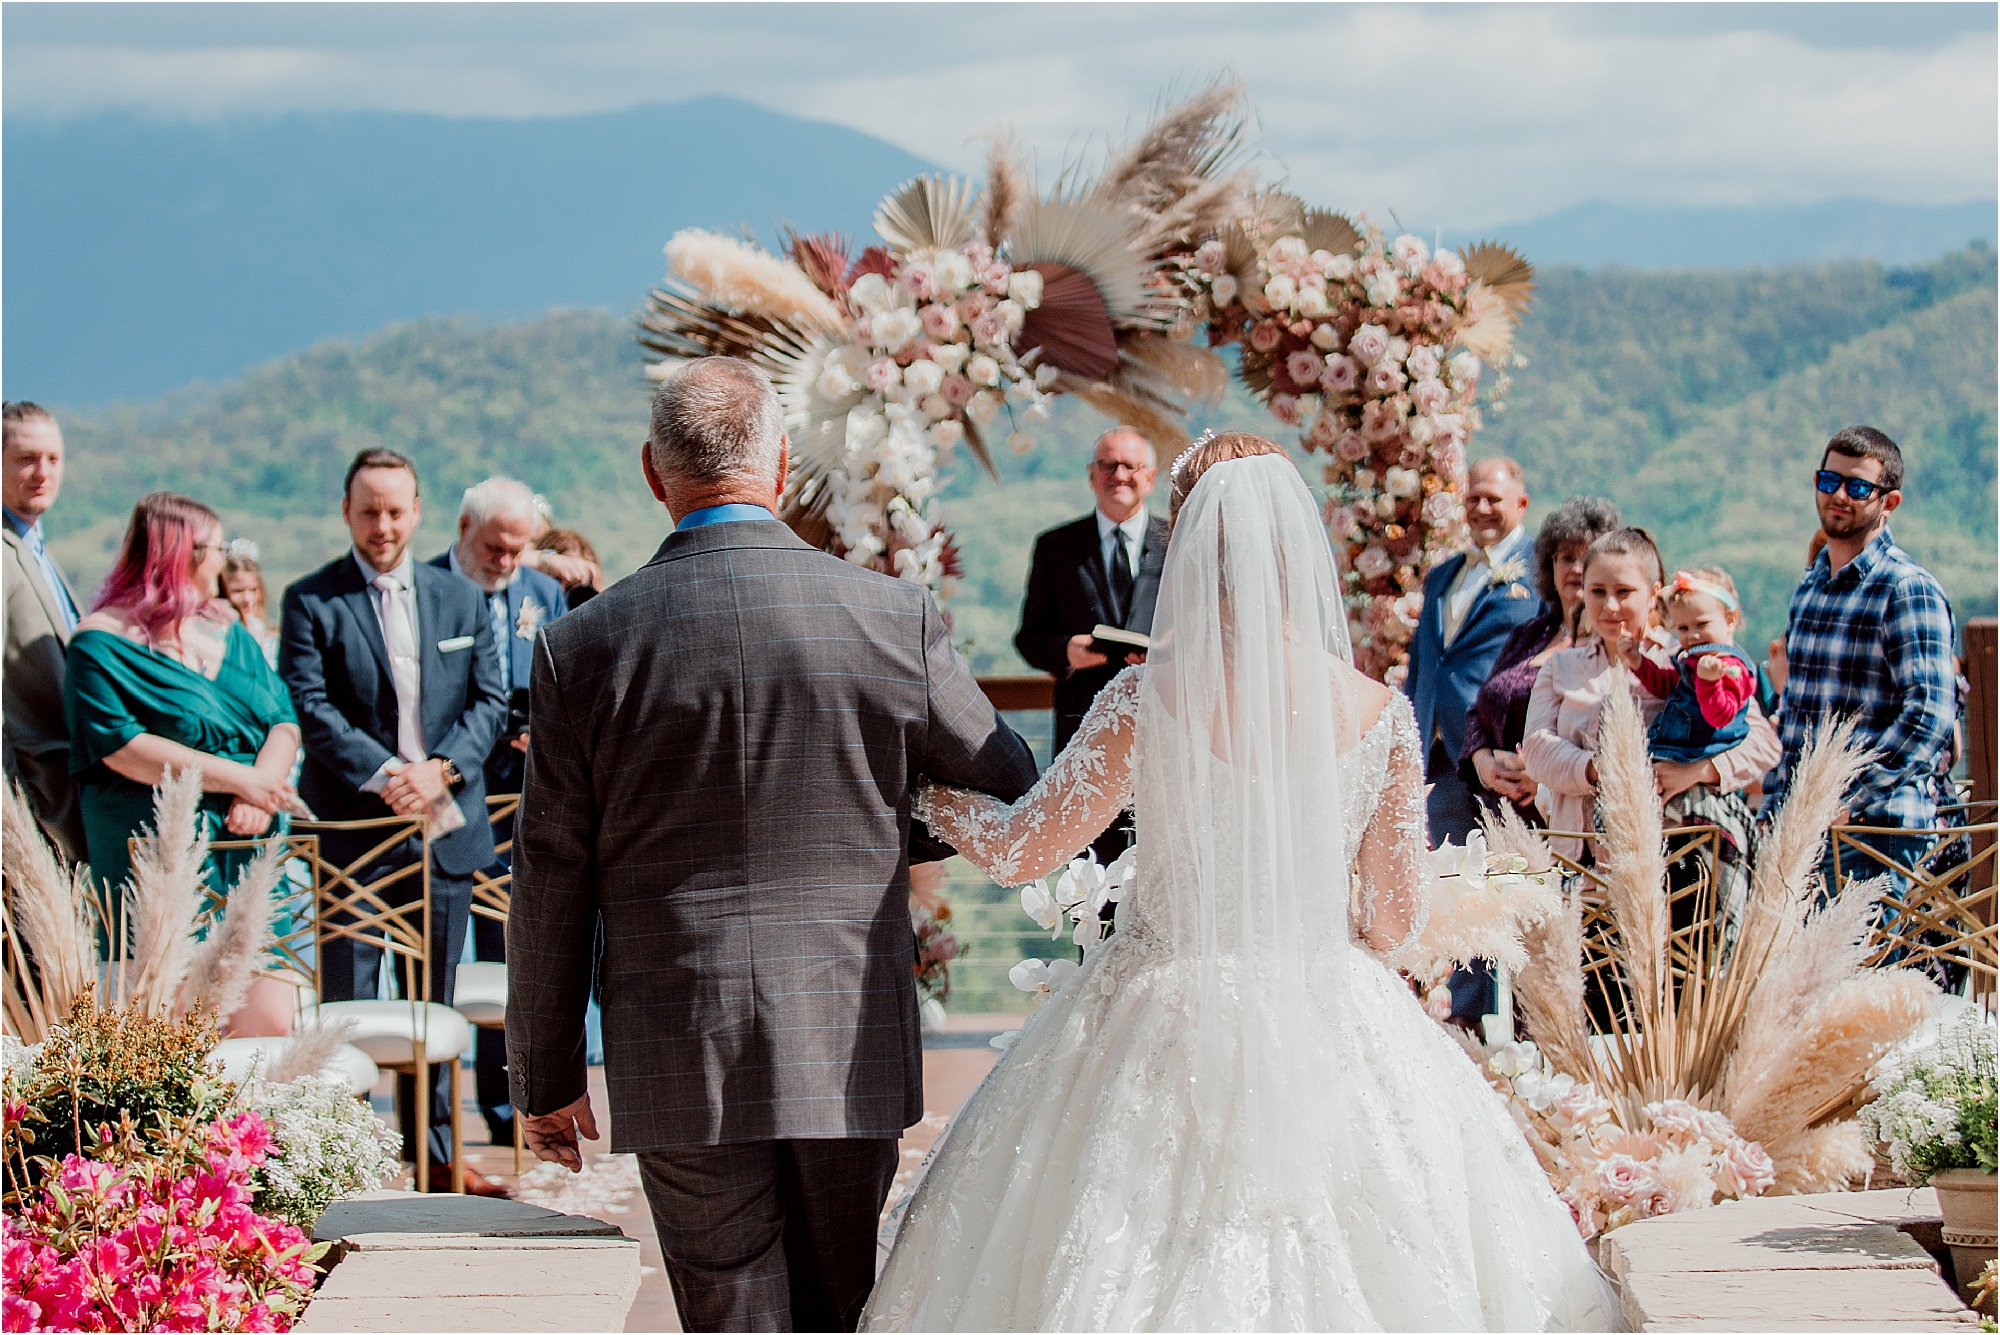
[1861, 1007, 1998, 1299]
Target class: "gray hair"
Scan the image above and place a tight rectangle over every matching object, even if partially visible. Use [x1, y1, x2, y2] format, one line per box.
[1534, 495, 1623, 606]
[1469, 455, 1526, 489]
[1094, 426, 1158, 469]
[648, 358, 784, 486]
[459, 476, 538, 527]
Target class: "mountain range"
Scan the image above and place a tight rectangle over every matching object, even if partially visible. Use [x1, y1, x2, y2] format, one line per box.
[6, 99, 1996, 405]
[42, 247, 1996, 675]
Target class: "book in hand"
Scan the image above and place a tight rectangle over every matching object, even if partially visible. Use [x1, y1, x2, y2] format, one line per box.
[1089, 624, 1152, 659]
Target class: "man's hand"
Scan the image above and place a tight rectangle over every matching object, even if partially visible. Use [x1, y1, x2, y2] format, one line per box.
[1066, 633, 1109, 672]
[381, 757, 449, 816]
[510, 730, 530, 754]
[521, 1093, 600, 1173]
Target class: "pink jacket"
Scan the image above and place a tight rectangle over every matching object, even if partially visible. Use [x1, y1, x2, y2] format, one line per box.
[1522, 639, 1781, 860]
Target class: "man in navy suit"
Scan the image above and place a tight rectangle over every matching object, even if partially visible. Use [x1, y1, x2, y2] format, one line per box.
[1405, 457, 1541, 1020]
[429, 476, 568, 1149]
[1015, 427, 1167, 863]
[280, 448, 508, 1194]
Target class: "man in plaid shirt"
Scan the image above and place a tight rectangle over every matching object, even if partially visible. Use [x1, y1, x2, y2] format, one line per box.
[1762, 426, 1957, 894]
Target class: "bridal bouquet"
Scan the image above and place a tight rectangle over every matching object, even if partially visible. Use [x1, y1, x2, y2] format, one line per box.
[1185, 210, 1532, 680]
[1007, 848, 1138, 1009]
[1480, 1040, 1776, 1239]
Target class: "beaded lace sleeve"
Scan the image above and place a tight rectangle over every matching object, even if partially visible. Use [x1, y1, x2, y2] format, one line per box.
[1353, 696, 1427, 956]
[913, 667, 1141, 886]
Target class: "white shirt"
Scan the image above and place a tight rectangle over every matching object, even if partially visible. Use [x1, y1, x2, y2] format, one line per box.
[1095, 509, 1148, 584]
[354, 547, 423, 792]
[1442, 523, 1531, 647]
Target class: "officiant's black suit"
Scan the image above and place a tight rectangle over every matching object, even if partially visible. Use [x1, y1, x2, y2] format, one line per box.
[507, 516, 1036, 1332]
[1014, 511, 1168, 751]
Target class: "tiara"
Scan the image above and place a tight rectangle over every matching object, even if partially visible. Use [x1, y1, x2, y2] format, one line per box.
[1169, 430, 1216, 486]
[224, 538, 260, 562]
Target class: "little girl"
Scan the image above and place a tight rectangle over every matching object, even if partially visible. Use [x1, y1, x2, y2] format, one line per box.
[1627, 566, 1757, 764]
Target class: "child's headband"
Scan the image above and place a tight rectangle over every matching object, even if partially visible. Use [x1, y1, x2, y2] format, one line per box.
[1666, 570, 1738, 612]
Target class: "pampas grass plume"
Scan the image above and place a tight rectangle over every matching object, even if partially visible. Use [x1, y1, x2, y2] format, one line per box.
[182, 838, 285, 1024]
[126, 767, 209, 1013]
[3, 781, 97, 1020]
[265, 1017, 361, 1086]
[1766, 1119, 1873, 1195]
[1593, 685, 1668, 1005]
[666, 230, 842, 335]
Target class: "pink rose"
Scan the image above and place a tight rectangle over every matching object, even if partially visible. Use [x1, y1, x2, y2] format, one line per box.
[1645, 1099, 1708, 1142]
[1356, 545, 1393, 579]
[920, 303, 960, 340]
[1269, 236, 1310, 272]
[1306, 411, 1344, 449]
[970, 311, 1011, 346]
[1433, 413, 1468, 449]
[1194, 239, 1227, 273]
[864, 358, 901, 393]
[1359, 401, 1402, 444]
[1405, 345, 1441, 380]
[903, 260, 939, 302]
[1327, 503, 1358, 538]
[1286, 349, 1326, 387]
[1433, 439, 1467, 475]
[1347, 323, 1390, 366]
[1398, 443, 1426, 468]
[1337, 432, 1370, 462]
[1270, 394, 1302, 426]
[1320, 356, 1361, 393]
[1719, 1138, 1776, 1197]
[1411, 377, 1450, 415]
[1595, 1153, 1658, 1205]
[959, 292, 992, 320]
[1248, 320, 1285, 353]
[1421, 490, 1460, 526]
[1560, 1188, 1601, 1242]
[940, 373, 975, 407]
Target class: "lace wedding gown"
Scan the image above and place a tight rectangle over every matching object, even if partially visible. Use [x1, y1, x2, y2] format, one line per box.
[862, 456, 1622, 1333]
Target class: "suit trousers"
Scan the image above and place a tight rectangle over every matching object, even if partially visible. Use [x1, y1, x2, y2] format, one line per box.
[637, 1137, 899, 1333]
[318, 834, 472, 1169]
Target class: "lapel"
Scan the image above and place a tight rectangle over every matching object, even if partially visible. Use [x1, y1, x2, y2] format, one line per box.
[1074, 516, 1115, 623]
[3, 529, 69, 646]
[1452, 531, 1534, 647]
[1426, 553, 1466, 649]
[415, 561, 449, 702]
[339, 556, 394, 684]
[1124, 514, 1168, 631]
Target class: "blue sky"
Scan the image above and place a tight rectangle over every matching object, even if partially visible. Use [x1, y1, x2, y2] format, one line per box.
[6, 2, 1994, 230]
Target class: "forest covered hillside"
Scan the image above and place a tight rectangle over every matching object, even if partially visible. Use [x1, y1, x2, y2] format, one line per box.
[49, 246, 1996, 671]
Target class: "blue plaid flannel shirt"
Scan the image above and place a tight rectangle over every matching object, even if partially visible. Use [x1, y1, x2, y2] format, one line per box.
[1761, 526, 1957, 827]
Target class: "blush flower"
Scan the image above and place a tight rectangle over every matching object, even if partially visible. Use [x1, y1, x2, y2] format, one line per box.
[1347, 323, 1391, 366]
[1286, 349, 1326, 387]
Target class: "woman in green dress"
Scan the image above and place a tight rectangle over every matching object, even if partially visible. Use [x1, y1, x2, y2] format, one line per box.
[64, 492, 308, 1032]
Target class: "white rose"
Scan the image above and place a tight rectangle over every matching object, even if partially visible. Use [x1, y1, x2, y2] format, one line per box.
[1194, 240, 1227, 273]
[1385, 466, 1421, 498]
[1310, 323, 1339, 350]
[1434, 248, 1465, 277]
[1387, 336, 1411, 364]
[928, 419, 964, 450]
[1354, 467, 1377, 490]
[994, 298, 1026, 335]
[930, 342, 969, 374]
[920, 393, 953, 421]
[1375, 494, 1398, 518]
[873, 308, 921, 354]
[966, 389, 1002, 425]
[1007, 269, 1044, 310]
[1365, 272, 1401, 308]
[1328, 253, 1356, 281]
[932, 250, 975, 292]
[1263, 273, 1298, 309]
[901, 358, 944, 397]
[1449, 352, 1482, 386]
[1406, 345, 1441, 380]
[1296, 283, 1329, 317]
[815, 364, 859, 400]
[847, 272, 893, 313]
[967, 354, 1001, 387]
[1211, 273, 1239, 306]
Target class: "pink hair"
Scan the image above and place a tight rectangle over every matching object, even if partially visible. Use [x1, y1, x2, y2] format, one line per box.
[91, 492, 224, 645]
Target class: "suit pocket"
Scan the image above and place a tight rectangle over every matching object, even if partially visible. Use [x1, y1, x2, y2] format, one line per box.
[437, 635, 476, 653]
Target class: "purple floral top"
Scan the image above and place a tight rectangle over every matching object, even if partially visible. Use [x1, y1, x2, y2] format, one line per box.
[1457, 610, 1565, 813]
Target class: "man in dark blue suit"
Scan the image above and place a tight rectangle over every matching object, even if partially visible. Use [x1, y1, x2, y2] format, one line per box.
[280, 448, 508, 1194]
[429, 476, 567, 1149]
[1404, 457, 1541, 1022]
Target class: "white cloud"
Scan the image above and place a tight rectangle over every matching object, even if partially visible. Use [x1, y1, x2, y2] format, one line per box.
[6, 4, 1992, 229]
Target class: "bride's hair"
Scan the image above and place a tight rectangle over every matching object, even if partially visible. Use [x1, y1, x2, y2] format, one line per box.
[1168, 432, 1288, 525]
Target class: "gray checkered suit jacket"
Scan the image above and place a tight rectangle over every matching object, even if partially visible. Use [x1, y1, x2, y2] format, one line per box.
[507, 519, 1037, 1151]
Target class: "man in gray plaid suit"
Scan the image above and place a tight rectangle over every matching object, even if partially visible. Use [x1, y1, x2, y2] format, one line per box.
[507, 357, 1037, 1332]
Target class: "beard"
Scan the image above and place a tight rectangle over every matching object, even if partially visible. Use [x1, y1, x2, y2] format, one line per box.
[1818, 504, 1879, 540]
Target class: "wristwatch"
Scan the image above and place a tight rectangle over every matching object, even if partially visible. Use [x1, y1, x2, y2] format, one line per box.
[437, 757, 465, 791]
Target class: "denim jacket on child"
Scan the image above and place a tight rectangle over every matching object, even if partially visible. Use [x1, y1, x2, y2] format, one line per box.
[1648, 643, 1755, 764]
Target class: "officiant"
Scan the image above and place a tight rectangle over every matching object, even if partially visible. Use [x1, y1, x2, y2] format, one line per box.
[1015, 426, 1166, 861]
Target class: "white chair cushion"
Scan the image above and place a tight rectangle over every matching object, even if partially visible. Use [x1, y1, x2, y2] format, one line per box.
[452, 960, 508, 1028]
[210, 1036, 379, 1096]
[304, 1000, 475, 1066]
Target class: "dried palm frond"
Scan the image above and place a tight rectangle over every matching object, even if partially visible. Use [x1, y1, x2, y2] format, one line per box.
[786, 230, 853, 299]
[874, 174, 982, 256]
[1016, 261, 1122, 379]
[1049, 371, 1193, 449]
[1302, 208, 1364, 258]
[126, 767, 209, 1014]
[664, 229, 843, 334]
[181, 839, 285, 1023]
[762, 328, 867, 481]
[263, 1017, 360, 1086]
[958, 416, 1000, 484]
[1461, 241, 1536, 316]
[1454, 283, 1519, 364]
[1011, 195, 1170, 329]
[1119, 333, 1230, 405]
[639, 287, 791, 365]
[3, 782, 98, 1031]
[981, 133, 1028, 249]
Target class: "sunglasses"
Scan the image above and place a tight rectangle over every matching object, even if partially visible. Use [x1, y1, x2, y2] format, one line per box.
[1814, 470, 1892, 502]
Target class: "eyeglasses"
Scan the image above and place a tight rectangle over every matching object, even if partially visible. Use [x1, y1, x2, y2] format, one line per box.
[1090, 461, 1150, 477]
[1814, 469, 1892, 501]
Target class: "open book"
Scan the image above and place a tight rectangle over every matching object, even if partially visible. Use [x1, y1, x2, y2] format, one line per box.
[1089, 624, 1152, 659]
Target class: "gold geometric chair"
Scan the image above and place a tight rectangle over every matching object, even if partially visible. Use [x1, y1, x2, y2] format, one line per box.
[453, 793, 522, 1172]
[1830, 802, 1999, 1001]
[292, 815, 474, 1194]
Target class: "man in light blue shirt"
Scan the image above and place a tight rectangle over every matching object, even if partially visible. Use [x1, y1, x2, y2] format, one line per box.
[2, 402, 87, 859]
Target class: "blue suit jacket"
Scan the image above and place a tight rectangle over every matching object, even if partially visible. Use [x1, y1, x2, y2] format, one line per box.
[1403, 550, 1547, 768]
[279, 552, 508, 878]
[425, 554, 567, 791]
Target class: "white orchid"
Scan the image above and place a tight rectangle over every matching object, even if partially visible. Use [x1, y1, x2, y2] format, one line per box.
[1008, 956, 1080, 1003]
[1487, 1039, 1542, 1081]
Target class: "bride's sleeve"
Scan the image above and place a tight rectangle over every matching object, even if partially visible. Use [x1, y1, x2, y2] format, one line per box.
[913, 668, 1141, 885]
[1353, 696, 1427, 955]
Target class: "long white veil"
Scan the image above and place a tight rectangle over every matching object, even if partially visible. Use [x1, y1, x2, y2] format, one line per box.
[1134, 451, 1367, 1193]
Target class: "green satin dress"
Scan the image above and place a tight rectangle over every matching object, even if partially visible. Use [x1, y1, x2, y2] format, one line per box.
[64, 622, 298, 951]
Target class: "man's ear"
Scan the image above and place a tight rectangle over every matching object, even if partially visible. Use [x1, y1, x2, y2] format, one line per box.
[640, 441, 669, 503]
[772, 436, 791, 507]
[1881, 489, 1903, 517]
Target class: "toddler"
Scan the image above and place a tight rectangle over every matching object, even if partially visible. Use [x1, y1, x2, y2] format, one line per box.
[1629, 567, 1756, 764]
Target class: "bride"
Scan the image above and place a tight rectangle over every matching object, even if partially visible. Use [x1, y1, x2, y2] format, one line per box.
[863, 435, 1622, 1332]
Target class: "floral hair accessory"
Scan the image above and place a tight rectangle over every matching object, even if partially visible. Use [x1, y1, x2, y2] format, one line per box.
[1170, 430, 1216, 487]
[1667, 571, 1738, 612]
[223, 538, 260, 562]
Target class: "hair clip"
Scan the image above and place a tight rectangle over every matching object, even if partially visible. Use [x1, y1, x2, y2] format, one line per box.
[1170, 430, 1216, 486]
[223, 538, 260, 562]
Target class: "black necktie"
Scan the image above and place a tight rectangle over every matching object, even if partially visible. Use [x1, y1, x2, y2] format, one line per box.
[1109, 527, 1136, 625]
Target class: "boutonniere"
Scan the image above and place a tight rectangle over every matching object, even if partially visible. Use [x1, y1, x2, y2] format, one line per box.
[1489, 556, 1529, 592]
[515, 597, 545, 640]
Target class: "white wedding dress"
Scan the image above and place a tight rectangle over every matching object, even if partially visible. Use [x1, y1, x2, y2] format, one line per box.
[862, 455, 1622, 1332]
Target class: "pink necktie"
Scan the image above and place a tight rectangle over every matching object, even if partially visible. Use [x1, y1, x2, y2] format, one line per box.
[372, 573, 426, 764]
